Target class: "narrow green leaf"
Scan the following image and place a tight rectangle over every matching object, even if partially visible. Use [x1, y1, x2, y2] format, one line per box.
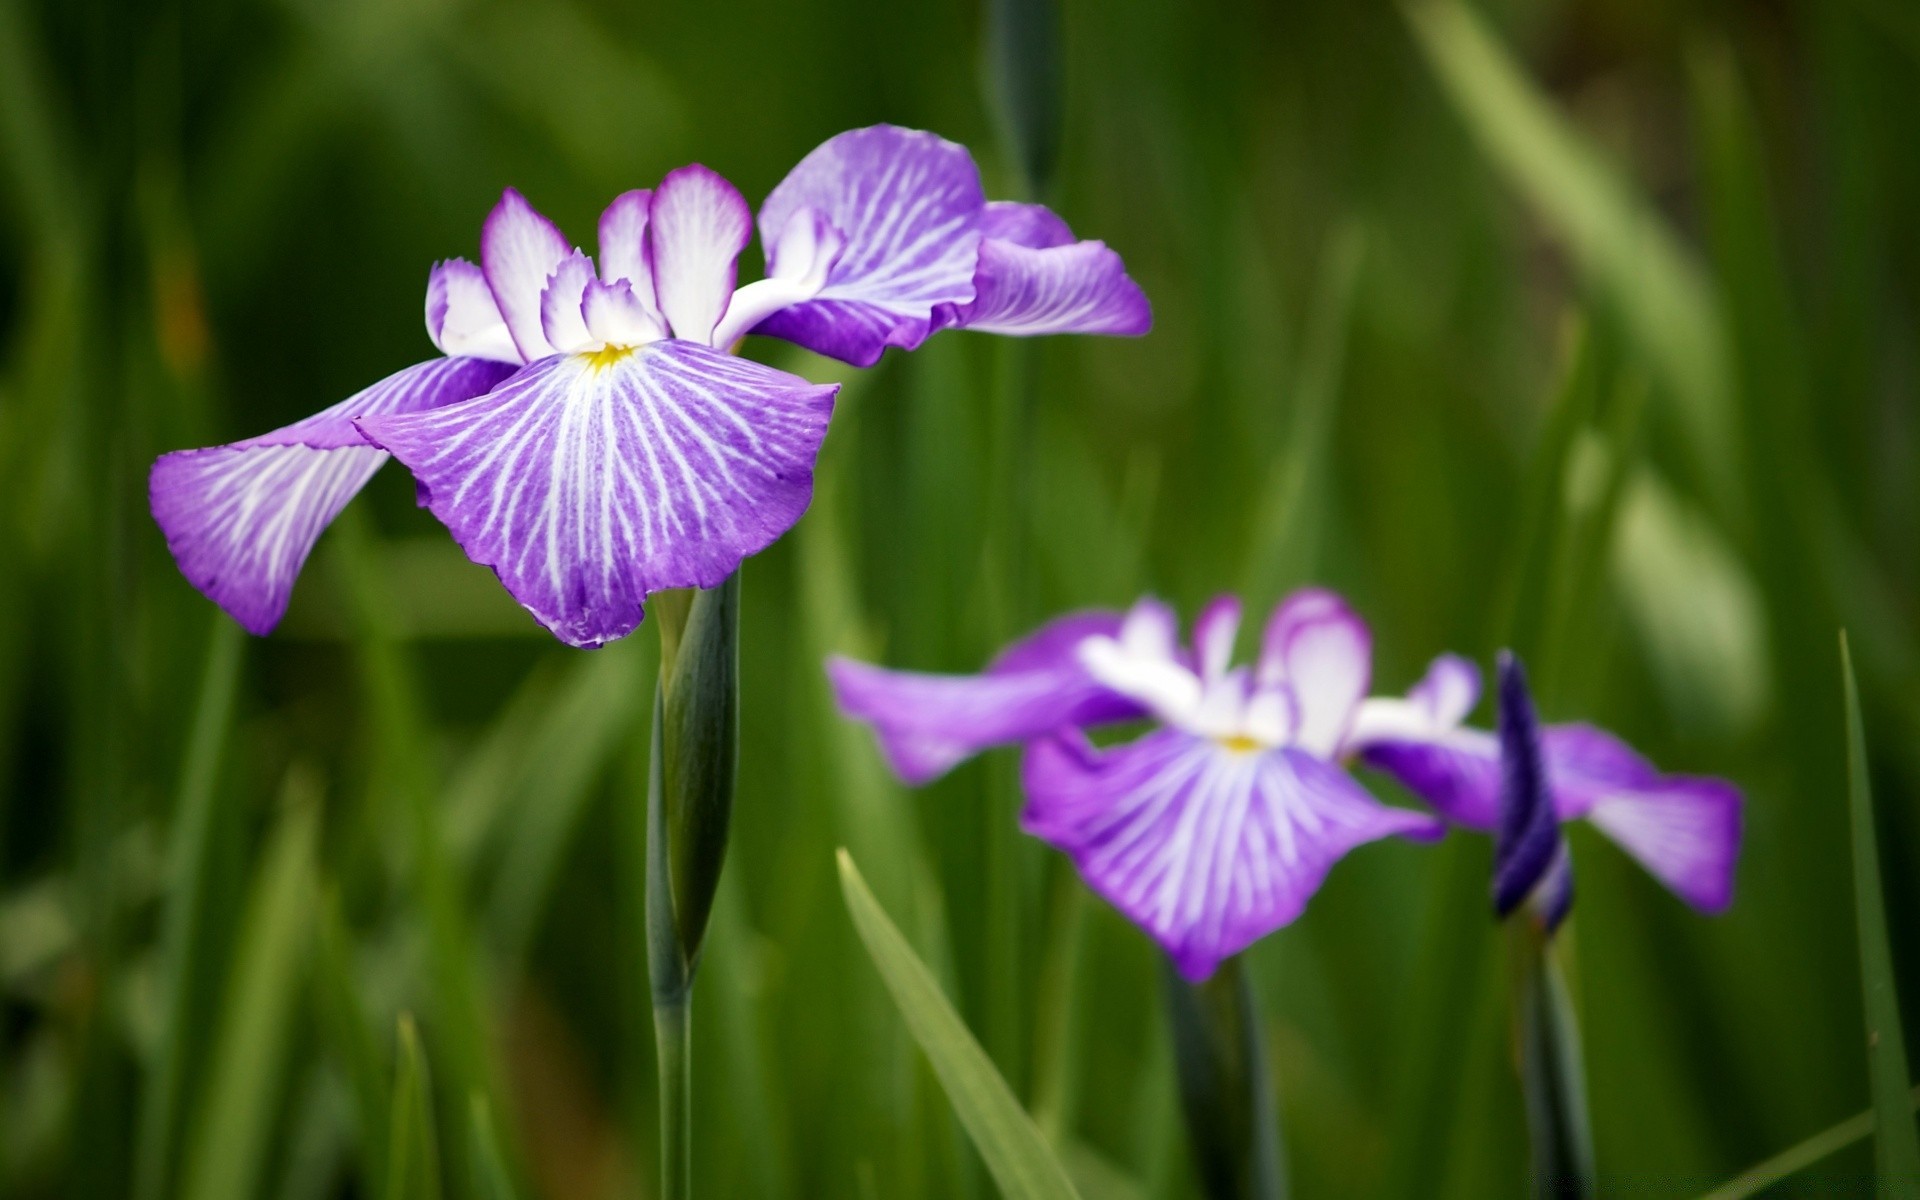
[837, 849, 1083, 1200]
[1404, 0, 1740, 519]
[386, 1015, 443, 1200]
[1697, 1086, 1920, 1200]
[1840, 631, 1920, 1196]
[134, 616, 245, 1200]
[177, 775, 321, 1200]
[467, 1093, 520, 1200]
[314, 888, 390, 1186]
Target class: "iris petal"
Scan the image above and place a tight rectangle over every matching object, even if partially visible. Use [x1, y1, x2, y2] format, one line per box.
[1023, 729, 1441, 982]
[827, 611, 1141, 785]
[647, 165, 752, 346]
[752, 125, 986, 366]
[1257, 588, 1372, 757]
[355, 343, 835, 648]
[482, 188, 573, 361]
[426, 259, 522, 364]
[150, 356, 514, 635]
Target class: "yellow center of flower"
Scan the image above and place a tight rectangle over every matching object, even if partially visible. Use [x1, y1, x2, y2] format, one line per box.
[1216, 734, 1264, 755]
[580, 344, 637, 371]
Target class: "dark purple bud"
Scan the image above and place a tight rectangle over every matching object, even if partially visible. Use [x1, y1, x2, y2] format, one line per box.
[1493, 651, 1573, 931]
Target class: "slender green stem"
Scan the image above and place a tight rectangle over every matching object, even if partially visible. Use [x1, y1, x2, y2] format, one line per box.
[654, 997, 692, 1200]
[1164, 955, 1287, 1200]
[1509, 924, 1595, 1199]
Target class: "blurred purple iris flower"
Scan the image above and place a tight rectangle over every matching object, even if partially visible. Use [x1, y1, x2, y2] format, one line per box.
[830, 589, 1445, 982]
[1349, 651, 1742, 916]
[150, 126, 1149, 647]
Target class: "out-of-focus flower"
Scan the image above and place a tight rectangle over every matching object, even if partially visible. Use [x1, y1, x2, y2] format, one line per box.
[830, 590, 1442, 981]
[1350, 651, 1742, 915]
[151, 126, 1150, 647]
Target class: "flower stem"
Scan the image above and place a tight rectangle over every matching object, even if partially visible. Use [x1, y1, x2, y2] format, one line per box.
[653, 996, 692, 1200]
[1508, 922, 1595, 1199]
[1163, 955, 1288, 1200]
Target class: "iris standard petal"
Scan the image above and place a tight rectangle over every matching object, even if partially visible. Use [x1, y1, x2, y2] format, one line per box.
[597, 189, 656, 298]
[751, 125, 986, 366]
[150, 356, 515, 635]
[647, 164, 752, 346]
[482, 188, 573, 361]
[827, 610, 1142, 785]
[356, 343, 836, 649]
[1257, 588, 1372, 757]
[1023, 729, 1442, 982]
[539, 251, 598, 354]
[426, 259, 522, 364]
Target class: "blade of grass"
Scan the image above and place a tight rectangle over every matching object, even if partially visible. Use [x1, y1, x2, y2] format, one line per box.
[387, 1015, 443, 1200]
[314, 887, 391, 1187]
[837, 848, 1083, 1200]
[1840, 631, 1920, 1195]
[1404, 0, 1741, 522]
[133, 615, 245, 1200]
[177, 772, 321, 1200]
[467, 1093, 520, 1200]
[1698, 1086, 1920, 1200]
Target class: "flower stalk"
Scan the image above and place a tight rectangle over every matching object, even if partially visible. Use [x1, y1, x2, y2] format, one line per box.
[1163, 955, 1288, 1200]
[1508, 921, 1595, 1199]
[645, 575, 740, 1200]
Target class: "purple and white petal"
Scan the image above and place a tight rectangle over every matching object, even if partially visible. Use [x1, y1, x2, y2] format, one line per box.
[1582, 776, 1741, 913]
[1023, 729, 1442, 982]
[828, 610, 1142, 784]
[597, 189, 656, 298]
[426, 259, 522, 365]
[941, 239, 1151, 338]
[1358, 728, 1503, 827]
[355, 343, 835, 648]
[710, 207, 847, 350]
[1347, 654, 1484, 749]
[751, 125, 985, 366]
[1257, 588, 1371, 758]
[582, 278, 664, 347]
[481, 188, 574, 361]
[1193, 595, 1242, 681]
[646, 165, 752, 346]
[1543, 724, 1741, 912]
[150, 356, 515, 635]
[979, 201, 1076, 249]
[539, 251, 598, 354]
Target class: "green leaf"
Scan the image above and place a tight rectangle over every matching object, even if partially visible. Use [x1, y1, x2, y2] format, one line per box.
[1841, 631, 1920, 1196]
[134, 616, 246, 1200]
[1697, 1085, 1920, 1200]
[836, 849, 1083, 1200]
[466, 1093, 520, 1200]
[1404, 0, 1740, 519]
[314, 888, 390, 1186]
[177, 774, 321, 1200]
[386, 1015, 443, 1200]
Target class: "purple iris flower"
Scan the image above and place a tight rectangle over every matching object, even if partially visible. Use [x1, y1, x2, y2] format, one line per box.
[829, 589, 1445, 982]
[149, 126, 1150, 647]
[1348, 651, 1743, 915]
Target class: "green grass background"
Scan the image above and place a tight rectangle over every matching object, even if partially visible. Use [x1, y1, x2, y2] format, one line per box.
[3, 0, 1918, 1195]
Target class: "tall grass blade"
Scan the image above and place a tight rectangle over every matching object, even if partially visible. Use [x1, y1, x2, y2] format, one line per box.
[1404, 0, 1740, 519]
[314, 888, 390, 1186]
[467, 1093, 520, 1200]
[1840, 631, 1920, 1196]
[134, 616, 245, 1200]
[386, 1015, 443, 1200]
[837, 848, 1083, 1200]
[1697, 1086, 1920, 1200]
[177, 774, 321, 1200]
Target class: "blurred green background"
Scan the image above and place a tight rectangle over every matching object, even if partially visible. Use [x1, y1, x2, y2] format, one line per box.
[4, 0, 1919, 1196]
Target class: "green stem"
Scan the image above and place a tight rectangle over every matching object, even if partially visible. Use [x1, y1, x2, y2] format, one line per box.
[653, 997, 692, 1200]
[1509, 924, 1595, 1199]
[1164, 955, 1287, 1200]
